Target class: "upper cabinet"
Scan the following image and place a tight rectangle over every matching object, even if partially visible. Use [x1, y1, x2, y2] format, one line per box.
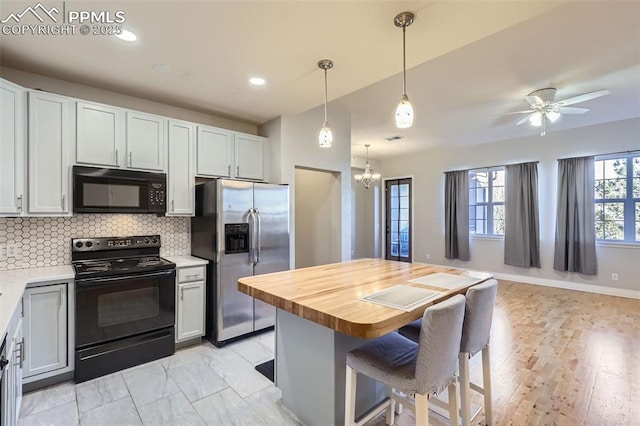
[126, 111, 166, 171]
[0, 79, 26, 216]
[28, 91, 72, 215]
[196, 125, 268, 181]
[76, 101, 123, 167]
[76, 102, 165, 172]
[167, 120, 195, 216]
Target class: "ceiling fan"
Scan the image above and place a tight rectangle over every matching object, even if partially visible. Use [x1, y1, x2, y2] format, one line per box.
[508, 87, 610, 136]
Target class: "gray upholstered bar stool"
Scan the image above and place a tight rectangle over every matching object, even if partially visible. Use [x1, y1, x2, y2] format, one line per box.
[344, 295, 466, 426]
[398, 279, 499, 425]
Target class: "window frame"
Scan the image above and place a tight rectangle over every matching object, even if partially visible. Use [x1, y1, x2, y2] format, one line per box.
[594, 152, 640, 243]
[468, 167, 505, 237]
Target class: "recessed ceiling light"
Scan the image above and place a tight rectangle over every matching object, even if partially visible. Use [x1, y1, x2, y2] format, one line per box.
[249, 77, 266, 86]
[152, 64, 171, 73]
[116, 29, 137, 42]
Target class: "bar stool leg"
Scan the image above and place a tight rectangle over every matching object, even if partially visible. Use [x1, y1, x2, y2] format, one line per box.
[459, 352, 471, 426]
[345, 365, 357, 426]
[448, 381, 460, 426]
[385, 386, 396, 426]
[415, 393, 429, 426]
[481, 346, 493, 425]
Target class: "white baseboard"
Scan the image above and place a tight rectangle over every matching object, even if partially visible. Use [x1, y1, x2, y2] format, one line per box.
[415, 262, 640, 300]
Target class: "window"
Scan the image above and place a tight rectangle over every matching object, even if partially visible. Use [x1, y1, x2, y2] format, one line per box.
[469, 168, 505, 236]
[594, 153, 640, 242]
[385, 178, 412, 262]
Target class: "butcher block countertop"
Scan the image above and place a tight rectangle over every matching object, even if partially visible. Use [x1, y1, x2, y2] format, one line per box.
[238, 258, 492, 339]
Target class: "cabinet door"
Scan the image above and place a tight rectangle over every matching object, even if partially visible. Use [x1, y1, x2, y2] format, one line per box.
[234, 134, 265, 181]
[28, 92, 70, 214]
[126, 111, 165, 171]
[22, 284, 68, 379]
[167, 120, 194, 216]
[196, 126, 232, 177]
[76, 101, 123, 167]
[176, 281, 205, 341]
[0, 79, 25, 215]
[11, 316, 23, 425]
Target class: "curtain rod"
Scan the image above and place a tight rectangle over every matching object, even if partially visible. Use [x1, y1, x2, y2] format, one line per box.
[443, 160, 539, 174]
[557, 150, 639, 161]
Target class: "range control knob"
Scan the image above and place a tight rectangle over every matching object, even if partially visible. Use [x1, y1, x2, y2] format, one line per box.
[86, 241, 93, 248]
[151, 237, 158, 244]
[144, 238, 150, 244]
[75, 241, 84, 248]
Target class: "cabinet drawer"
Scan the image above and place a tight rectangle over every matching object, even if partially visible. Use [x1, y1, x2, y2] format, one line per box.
[178, 266, 205, 283]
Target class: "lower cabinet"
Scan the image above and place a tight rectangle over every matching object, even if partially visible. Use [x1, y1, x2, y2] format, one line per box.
[22, 283, 69, 381]
[175, 265, 206, 342]
[2, 304, 23, 426]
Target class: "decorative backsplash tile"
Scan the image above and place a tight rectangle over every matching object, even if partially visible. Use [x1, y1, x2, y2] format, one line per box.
[0, 214, 190, 270]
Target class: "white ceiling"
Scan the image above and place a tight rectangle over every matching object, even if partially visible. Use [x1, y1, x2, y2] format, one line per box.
[1, 1, 638, 159]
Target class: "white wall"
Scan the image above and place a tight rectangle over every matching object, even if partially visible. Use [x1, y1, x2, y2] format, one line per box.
[381, 118, 640, 292]
[259, 104, 352, 267]
[0, 66, 257, 134]
[350, 168, 381, 259]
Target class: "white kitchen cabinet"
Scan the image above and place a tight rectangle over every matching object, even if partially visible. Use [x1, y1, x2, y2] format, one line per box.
[1, 303, 23, 426]
[175, 266, 206, 342]
[76, 101, 123, 167]
[196, 127, 268, 181]
[126, 111, 165, 171]
[0, 79, 26, 216]
[167, 120, 195, 216]
[22, 283, 68, 380]
[28, 91, 71, 215]
[234, 133, 267, 181]
[196, 125, 233, 177]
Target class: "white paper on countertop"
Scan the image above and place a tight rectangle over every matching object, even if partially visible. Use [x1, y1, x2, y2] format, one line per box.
[360, 285, 443, 311]
[408, 272, 490, 290]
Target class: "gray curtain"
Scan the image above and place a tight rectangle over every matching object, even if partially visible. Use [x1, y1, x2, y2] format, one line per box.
[444, 170, 470, 260]
[504, 162, 541, 267]
[553, 156, 597, 275]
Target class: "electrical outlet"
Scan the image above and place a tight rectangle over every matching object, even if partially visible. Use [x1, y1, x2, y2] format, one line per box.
[611, 273, 619, 281]
[6, 244, 18, 258]
[0, 244, 6, 261]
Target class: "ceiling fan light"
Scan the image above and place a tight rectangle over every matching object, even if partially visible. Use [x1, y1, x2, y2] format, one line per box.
[395, 94, 414, 128]
[318, 122, 333, 148]
[546, 111, 560, 122]
[529, 112, 543, 127]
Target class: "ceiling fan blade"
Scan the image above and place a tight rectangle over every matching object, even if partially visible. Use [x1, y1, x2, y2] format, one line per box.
[516, 113, 534, 125]
[557, 89, 610, 106]
[504, 110, 535, 115]
[557, 106, 590, 114]
[525, 95, 544, 106]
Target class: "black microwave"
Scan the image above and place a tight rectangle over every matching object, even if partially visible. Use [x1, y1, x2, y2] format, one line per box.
[73, 166, 166, 214]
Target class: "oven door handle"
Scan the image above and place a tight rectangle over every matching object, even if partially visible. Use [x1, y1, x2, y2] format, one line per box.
[75, 269, 175, 286]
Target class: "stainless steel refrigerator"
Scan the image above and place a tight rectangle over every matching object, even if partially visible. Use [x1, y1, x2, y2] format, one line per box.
[191, 179, 289, 346]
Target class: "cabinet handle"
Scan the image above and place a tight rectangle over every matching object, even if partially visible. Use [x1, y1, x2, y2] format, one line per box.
[15, 338, 24, 369]
[236, 165, 240, 177]
[180, 287, 184, 301]
[185, 274, 199, 279]
[61, 195, 66, 210]
[171, 200, 175, 212]
[227, 164, 231, 177]
[21, 298, 24, 317]
[16, 194, 22, 211]
[129, 152, 132, 167]
[115, 149, 119, 166]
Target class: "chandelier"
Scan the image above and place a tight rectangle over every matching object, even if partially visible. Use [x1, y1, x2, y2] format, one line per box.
[354, 144, 381, 188]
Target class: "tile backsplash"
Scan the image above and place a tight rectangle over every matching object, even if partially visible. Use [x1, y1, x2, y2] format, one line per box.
[0, 214, 190, 270]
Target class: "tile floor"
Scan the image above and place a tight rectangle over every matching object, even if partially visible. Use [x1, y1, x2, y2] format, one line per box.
[17, 331, 301, 426]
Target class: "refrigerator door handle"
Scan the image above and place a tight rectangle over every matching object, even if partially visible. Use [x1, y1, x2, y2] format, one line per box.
[248, 208, 256, 266]
[255, 208, 261, 265]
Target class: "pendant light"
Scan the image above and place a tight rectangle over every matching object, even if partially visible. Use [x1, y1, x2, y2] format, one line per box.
[394, 11, 415, 129]
[318, 59, 334, 148]
[354, 144, 381, 189]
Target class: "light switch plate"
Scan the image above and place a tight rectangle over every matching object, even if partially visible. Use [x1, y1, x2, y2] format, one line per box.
[0, 244, 6, 261]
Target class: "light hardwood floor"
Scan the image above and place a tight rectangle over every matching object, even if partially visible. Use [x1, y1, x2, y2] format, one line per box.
[370, 280, 640, 425]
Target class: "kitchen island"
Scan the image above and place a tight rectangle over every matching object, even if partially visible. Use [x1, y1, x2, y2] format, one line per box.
[238, 258, 491, 425]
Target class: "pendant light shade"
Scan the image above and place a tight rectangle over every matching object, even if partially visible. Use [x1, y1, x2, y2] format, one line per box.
[318, 59, 334, 148]
[354, 144, 381, 189]
[394, 11, 415, 129]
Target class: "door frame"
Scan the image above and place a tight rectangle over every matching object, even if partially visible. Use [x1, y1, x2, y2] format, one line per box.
[382, 175, 414, 262]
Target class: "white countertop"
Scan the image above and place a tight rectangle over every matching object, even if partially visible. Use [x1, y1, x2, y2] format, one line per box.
[0, 265, 75, 338]
[164, 255, 209, 268]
